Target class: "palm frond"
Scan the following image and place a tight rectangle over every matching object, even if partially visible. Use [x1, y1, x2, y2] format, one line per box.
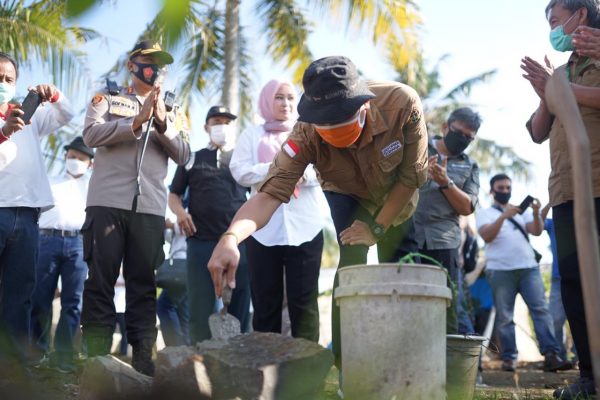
[0, 0, 99, 96]
[443, 69, 497, 100]
[256, 0, 313, 84]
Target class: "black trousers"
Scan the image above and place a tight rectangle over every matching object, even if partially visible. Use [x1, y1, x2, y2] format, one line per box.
[80, 206, 164, 344]
[553, 199, 599, 379]
[325, 191, 417, 369]
[245, 231, 324, 342]
[419, 247, 459, 333]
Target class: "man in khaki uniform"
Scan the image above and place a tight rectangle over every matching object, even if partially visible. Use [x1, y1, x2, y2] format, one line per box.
[207, 56, 428, 370]
[521, 0, 600, 398]
[80, 40, 190, 376]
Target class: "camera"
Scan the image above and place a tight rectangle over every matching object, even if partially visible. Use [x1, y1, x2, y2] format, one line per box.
[518, 195, 534, 214]
[20, 90, 42, 124]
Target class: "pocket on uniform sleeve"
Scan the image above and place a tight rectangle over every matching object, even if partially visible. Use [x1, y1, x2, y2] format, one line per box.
[80, 213, 94, 262]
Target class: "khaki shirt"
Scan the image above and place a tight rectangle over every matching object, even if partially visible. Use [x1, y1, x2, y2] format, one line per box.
[83, 86, 190, 216]
[526, 53, 600, 206]
[259, 81, 428, 226]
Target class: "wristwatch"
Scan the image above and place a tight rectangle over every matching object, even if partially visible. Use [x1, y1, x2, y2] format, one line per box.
[369, 222, 386, 240]
[439, 179, 455, 190]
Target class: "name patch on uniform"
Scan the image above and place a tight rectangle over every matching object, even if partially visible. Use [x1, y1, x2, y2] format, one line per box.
[381, 140, 402, 158]
[109, 96, 137, 117]
[283, 140, 300, 158]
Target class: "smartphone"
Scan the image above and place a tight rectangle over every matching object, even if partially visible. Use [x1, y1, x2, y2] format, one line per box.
[164, 91, 176, 112]
[20, 90, 43, 124]
[518, 195, 534, 214]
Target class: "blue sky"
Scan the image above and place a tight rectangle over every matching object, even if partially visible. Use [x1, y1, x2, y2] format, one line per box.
[17, 0, 565, 255]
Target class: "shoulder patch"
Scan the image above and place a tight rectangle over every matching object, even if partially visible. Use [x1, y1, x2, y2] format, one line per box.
[126, 86, 134, 95]
[91, 94, 105, 105]
[409, 108, 421, 124]
[283, 140, 300, 158]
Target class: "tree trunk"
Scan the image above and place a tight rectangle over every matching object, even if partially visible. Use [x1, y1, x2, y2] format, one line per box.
[221, 0, 240, 115]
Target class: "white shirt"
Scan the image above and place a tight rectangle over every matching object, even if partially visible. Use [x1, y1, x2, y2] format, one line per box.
[168, 223, 187, 260]
[230, 124, 329, 246]
[0, 95, 74, 211]
[476, 206, 537, 271]
[39, 171, 90, 231]
[114, 273, 126, 313]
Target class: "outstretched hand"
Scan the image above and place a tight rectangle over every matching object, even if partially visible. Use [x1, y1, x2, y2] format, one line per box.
[207, 235, 239, 298]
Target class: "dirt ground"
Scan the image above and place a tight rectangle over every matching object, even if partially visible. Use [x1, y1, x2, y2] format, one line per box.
[0, 357, 584, 400]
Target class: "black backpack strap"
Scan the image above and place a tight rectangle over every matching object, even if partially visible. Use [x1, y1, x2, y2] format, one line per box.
[492, 205, 530, 243]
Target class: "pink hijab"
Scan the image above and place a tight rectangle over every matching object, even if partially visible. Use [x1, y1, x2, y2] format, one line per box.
[257, 79, 298, 163]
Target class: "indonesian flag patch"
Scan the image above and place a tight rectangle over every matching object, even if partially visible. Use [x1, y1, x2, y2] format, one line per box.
[283, 139, 300, 158]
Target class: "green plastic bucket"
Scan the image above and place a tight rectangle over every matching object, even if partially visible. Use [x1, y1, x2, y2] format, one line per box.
[446, 334, 485, 400]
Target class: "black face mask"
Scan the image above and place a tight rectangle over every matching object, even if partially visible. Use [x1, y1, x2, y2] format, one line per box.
[493, 191, 511, 205]
[131, 61, 161, 86]
[444, 129, 473, 156]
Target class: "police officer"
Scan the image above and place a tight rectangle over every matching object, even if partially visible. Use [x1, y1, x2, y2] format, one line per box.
[207, 56, 428, 370]
[80, 40, 190, 376]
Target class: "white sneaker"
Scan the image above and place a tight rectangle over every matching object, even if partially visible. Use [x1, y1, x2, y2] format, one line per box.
[337, 388, 344, 399]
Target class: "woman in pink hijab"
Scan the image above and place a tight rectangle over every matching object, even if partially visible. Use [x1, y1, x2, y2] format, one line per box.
[230, 79, 327, 342]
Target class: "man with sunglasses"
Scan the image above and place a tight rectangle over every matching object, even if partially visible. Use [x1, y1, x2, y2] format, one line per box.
[413, 108, 481, 334]
[80, 40, 190, 376]
[207, 56, 429, 371]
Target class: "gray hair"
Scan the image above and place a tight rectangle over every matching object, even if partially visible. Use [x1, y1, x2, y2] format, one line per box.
[546, 0, 600, 28]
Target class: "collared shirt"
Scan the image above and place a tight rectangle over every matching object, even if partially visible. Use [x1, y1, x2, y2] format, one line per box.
[258, 81, 429, 226]
[0, 95, 74, 211]
[476, 207, 537, 270]
[84, 86, 190, 216]
[230, 124, 328, 246]
[526, 53, 600, 206]
[414, 139, 479, 250]
[39, 172, 90, 231]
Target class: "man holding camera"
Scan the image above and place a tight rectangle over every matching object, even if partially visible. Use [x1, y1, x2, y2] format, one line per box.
[80, 40, 190, 376]
[0, 51, 74, 371]
[476, 173, 568, 373]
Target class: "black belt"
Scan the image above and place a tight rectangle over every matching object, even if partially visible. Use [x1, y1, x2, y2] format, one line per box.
[39, 228, 81, 238]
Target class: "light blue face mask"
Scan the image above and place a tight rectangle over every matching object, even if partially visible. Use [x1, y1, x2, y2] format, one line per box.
[0, 82, 15, 104]
[549, 12, 579, 52]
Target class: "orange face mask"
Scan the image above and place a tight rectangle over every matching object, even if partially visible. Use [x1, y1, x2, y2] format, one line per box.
[314, 106, 368, 148]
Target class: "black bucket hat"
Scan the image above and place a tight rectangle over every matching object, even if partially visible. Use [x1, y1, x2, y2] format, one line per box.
[205, 105, 237, 123]
[129, 40, 174, 65]
[64, 136, 94, 159]
[297, 56, 375, 125]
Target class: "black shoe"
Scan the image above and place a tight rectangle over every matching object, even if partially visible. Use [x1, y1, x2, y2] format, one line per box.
[553, 377, 596, 399]
[544, 352, 573, 372]
[131, 339, 155, 377]
[501, 359, 517, 372]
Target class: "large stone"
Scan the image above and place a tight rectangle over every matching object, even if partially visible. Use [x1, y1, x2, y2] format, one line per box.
[79, 355, 152, 400]
[153, 341, 228, 399]
[153, 333, 333, 400]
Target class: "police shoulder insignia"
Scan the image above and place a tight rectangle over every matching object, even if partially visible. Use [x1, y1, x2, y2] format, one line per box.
[126, 86, 134, 95]
[91, 94, 105, 105]
[409, 108, 421, 124]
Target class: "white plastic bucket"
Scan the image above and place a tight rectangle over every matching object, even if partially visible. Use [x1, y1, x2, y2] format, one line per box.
[334, 263, 452, 400]
[446, 335, 485, 400]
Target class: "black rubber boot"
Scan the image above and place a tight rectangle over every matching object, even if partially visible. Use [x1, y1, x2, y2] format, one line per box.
[131, 338, 155, 376]
[83, 327, 113, 358]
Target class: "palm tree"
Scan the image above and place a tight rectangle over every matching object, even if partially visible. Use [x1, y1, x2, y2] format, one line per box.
[1, 0, 99, 169]
[0, 0, 98, 96]
[396, 55, 532, 180]
[66, 0, 423, 119]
